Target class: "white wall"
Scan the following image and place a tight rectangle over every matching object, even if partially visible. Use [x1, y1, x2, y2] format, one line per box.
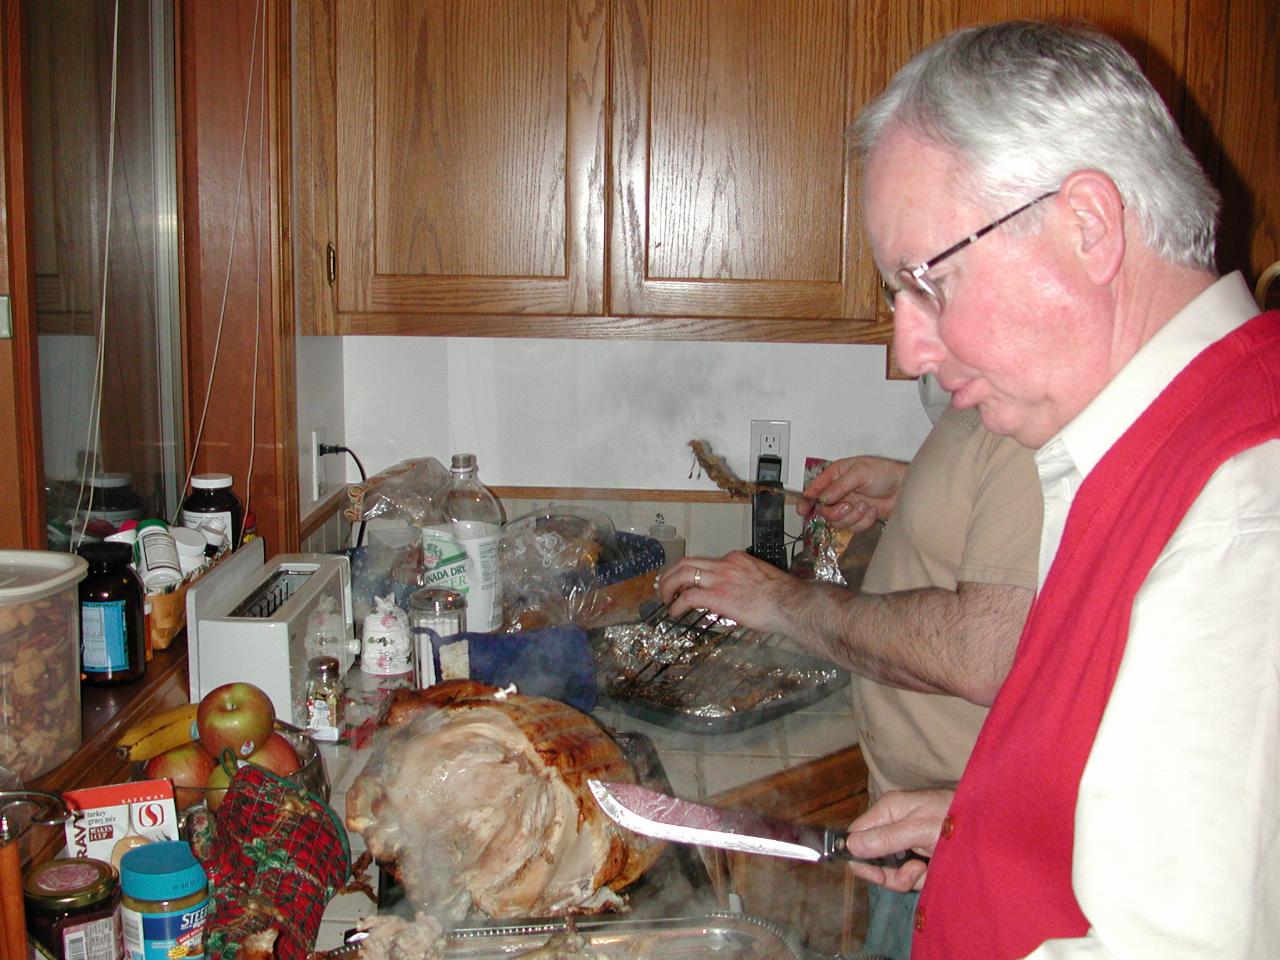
[326, 337, 933, 490]
[296, 336, 346, 513]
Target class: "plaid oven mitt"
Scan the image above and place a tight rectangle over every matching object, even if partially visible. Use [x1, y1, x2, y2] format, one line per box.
[188, 762, 351, 960]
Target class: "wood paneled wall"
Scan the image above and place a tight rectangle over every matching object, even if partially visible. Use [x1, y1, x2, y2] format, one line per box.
[178, 0, 298, 554]
[0, 0, 43, 547]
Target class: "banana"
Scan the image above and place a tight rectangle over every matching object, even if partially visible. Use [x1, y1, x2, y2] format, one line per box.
[116, 702, 199, 762]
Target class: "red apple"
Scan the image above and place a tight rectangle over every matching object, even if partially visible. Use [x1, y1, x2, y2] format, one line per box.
[197, 682, 276, 760]
[143, 742, 217, 811]
[204, 762, 235, 813]
[245, 732, 301, 777]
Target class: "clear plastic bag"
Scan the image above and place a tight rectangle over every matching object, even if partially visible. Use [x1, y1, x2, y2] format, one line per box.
[498, 507, 622, 631]
[346, 459, 453, 627]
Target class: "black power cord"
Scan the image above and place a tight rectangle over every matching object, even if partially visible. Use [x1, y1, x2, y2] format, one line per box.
[318, 443, 368, 548]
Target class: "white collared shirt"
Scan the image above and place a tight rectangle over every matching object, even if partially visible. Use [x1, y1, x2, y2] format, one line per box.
[1027, 272, 1280, 958]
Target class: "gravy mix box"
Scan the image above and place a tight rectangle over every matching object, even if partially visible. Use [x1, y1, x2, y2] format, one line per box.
[63, 780, 179, 861]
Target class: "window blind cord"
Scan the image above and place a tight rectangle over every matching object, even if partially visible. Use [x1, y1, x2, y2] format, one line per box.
[173, 0, 265, 527]
[69, 0, 121, 554]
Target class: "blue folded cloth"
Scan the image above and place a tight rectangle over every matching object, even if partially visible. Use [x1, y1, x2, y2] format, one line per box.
[431, 625, 597, 713]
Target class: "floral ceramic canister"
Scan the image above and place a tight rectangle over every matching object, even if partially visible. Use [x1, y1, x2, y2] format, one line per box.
[360, 594, 412, 675]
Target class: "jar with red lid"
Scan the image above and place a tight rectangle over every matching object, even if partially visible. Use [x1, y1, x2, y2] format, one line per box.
[23, 856, 122, 960]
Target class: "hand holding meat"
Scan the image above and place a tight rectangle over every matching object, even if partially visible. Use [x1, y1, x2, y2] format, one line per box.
[842, 788, 952, 892]
[658, 551, 795, 631]
[798, 456, 908, 531]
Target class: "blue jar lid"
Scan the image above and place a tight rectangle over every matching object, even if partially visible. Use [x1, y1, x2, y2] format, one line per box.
[119, 841, 208, 902]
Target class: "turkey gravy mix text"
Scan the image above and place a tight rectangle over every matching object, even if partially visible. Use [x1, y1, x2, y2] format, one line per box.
[119, 842, 210, 960]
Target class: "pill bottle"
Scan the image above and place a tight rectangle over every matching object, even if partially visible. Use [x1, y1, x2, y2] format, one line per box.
[133, 520, 184, 593]
[77, 541, 146, 685]
[170, 525, 208, 577]
[23, 857, 122, 960]
[119, 841, 210, 960]
[179, 473, 244, 551]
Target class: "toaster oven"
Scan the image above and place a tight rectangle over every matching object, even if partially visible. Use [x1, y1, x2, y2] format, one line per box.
[185, 541, 355, 726]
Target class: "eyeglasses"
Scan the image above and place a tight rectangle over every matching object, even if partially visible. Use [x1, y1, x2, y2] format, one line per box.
[880, 190, 1058, 317]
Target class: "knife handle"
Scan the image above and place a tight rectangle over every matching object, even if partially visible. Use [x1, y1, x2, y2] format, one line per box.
[824, 830, 922, 867]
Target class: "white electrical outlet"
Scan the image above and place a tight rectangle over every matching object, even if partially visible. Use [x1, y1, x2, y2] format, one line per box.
[749, 419, 790, 483]
[310, 431, 324, 501]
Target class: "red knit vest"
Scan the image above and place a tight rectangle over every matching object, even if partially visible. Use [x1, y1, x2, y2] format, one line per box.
[912, 311, 1280, 959]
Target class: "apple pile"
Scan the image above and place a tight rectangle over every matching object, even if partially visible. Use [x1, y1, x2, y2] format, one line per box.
[143, 682, 301, 811]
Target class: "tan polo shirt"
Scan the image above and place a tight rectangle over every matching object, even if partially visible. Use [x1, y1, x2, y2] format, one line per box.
[853, 406, 1041, 799]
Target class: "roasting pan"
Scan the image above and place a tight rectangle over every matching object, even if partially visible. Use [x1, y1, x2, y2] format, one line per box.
[375, 729, 717, 919]
[326, 912, 806, 959]
[591, 606, 850, 734]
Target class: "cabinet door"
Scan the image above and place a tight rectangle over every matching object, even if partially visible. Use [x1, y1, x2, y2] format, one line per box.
[610, 0, 888, 326]
[334, 0, 607, 316]
[708, 746, 872, 956]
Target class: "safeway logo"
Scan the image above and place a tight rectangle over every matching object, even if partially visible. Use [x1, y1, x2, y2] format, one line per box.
[135, 802, 166, 828]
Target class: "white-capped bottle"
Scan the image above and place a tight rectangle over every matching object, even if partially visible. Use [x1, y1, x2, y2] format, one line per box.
[440, 454, 504, 631]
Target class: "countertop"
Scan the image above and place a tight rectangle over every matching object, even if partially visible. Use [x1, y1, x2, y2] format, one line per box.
[312, 678, 858, 949]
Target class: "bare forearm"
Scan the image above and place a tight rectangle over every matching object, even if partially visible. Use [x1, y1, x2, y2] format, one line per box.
[771, 580, 1032, 704]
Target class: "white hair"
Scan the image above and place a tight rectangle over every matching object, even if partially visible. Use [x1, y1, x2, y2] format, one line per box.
[852, 20, 1221, 270]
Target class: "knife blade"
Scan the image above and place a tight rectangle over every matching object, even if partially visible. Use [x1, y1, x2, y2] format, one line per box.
[589, 779, 908, 865]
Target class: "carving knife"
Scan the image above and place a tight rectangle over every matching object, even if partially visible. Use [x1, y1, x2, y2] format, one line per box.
[588, 779, 910, 865]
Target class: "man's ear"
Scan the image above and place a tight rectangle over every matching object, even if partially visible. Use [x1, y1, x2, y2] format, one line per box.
[1058, 170, 1126, 285]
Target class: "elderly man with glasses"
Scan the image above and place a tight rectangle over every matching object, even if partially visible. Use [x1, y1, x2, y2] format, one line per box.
[834, 19, 1280, 960]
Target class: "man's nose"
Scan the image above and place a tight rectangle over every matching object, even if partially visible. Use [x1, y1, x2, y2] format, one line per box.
[892, 298, 947, 377]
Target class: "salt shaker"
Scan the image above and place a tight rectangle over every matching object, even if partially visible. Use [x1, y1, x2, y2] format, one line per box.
[305, 656, 344, 742]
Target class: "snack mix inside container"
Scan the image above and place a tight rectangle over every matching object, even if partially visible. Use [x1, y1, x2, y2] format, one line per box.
[0, 550, 89, 782]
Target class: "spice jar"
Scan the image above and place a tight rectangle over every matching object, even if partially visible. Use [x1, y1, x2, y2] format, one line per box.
[179, 473, 244, 552]
[77, 541, 146, 685]
[306, 655, 344, 742]
[24, 856, 122, 960]
[119, 841, 209, 960]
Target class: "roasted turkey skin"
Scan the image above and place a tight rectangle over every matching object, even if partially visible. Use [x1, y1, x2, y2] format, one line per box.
[346, 681, 664, 920]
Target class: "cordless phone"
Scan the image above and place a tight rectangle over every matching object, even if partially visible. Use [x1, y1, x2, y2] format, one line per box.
[750, 454, 788, 571]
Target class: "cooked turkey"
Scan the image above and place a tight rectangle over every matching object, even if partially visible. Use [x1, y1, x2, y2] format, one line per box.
[346, 680, 664, 922]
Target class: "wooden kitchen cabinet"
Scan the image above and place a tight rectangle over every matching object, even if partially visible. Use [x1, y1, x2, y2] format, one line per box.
[706, 745, 873, 957]
[330, 0, 607, 320]
[609, 0, 886, 327]
[299, 0, 897, 342]
[296, 0, 1277, 344]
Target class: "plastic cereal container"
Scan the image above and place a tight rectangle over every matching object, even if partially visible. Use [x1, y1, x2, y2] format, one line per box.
[0, 550, 89, 780]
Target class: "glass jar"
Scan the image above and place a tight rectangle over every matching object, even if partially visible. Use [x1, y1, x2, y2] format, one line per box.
[306, 655, 344, 742]
[24, 856, 122, 960]
[77, 541, 146, 685]
[408, 587, 466, 688]
[179, 473, 244, 553]
[87, 472, 145, 529]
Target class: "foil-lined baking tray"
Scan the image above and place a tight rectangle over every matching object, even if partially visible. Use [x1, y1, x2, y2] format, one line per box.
[591, 606, 850, 734]
[333, 912, 806, 959]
